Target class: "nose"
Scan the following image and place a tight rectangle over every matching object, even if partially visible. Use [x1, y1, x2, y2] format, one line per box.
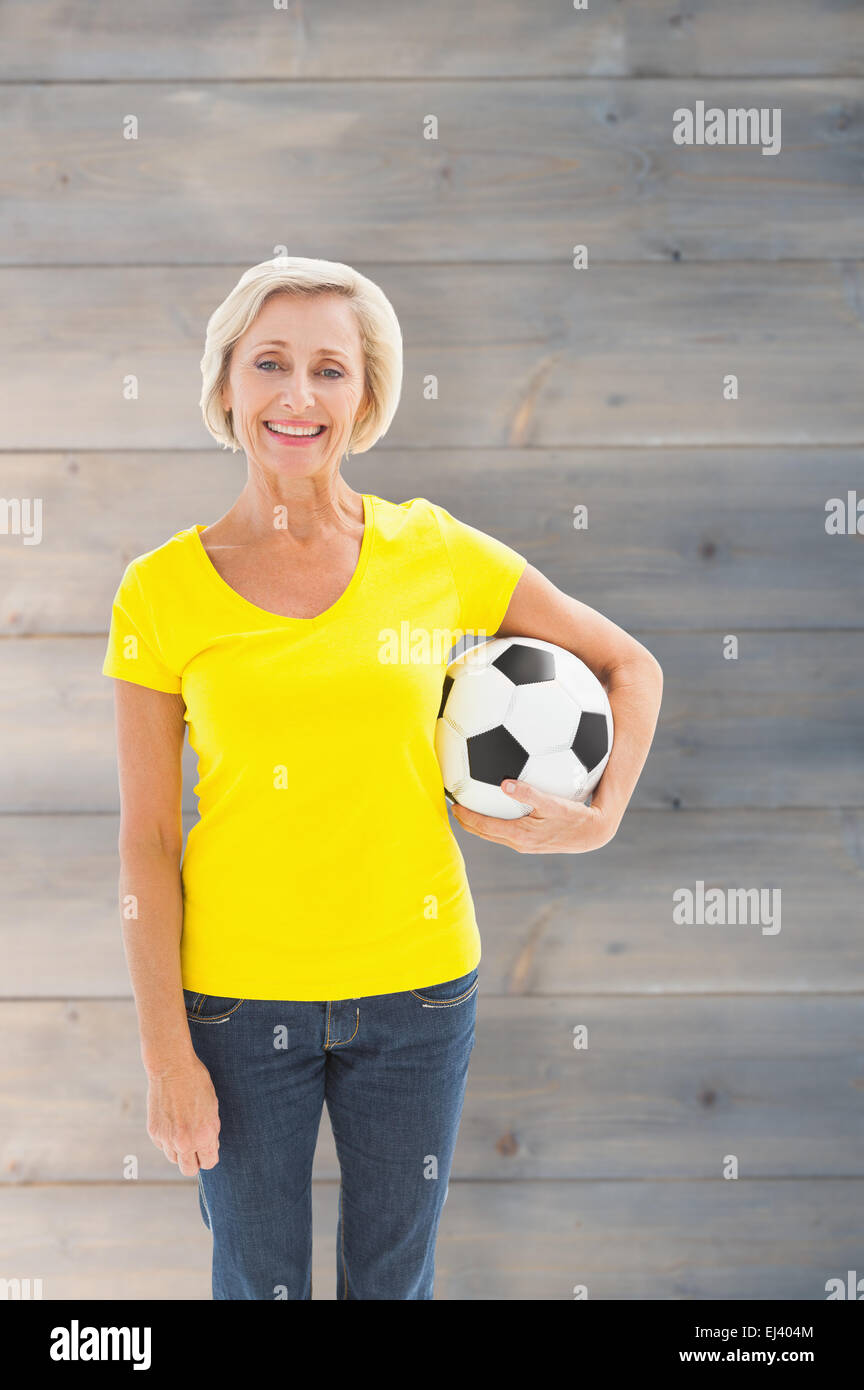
[276, 370, 317, 413]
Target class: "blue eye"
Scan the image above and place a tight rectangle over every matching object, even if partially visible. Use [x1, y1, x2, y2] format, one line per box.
[255, 361, 342, 377]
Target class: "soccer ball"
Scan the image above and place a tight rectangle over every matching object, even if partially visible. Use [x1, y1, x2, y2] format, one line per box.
[435, 636, 614, 820]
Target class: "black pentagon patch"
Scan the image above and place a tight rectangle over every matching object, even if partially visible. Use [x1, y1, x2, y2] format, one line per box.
[437, 673, 454, 720]
[466, 725, 528, 786]
[492, 644, 556, 686]
[571, 710, 608, 770]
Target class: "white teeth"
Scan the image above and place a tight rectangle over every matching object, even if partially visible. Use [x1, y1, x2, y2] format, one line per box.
[266, 422, 324, 437]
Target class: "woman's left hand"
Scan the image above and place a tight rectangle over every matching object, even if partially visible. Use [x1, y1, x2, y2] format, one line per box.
[450, 778, 618, 854]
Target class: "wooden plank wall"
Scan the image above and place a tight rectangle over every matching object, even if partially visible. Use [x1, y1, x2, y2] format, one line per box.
[1, 1, 862, 1300]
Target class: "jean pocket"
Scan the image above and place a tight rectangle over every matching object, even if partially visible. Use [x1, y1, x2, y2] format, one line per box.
[183, 989, 245, 1023]
[409, 968, 479, 1008]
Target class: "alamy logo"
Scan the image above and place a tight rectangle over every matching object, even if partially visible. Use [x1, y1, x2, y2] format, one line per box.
[49, 1321, 151, 1371]
[377, 622, 482, 664]
[673, 101, 781, 156]
[0, 1277, 42, 1299]
[825, 1270, 864, 1300]
[0, 496, 42, 544]
[673, 880, 781, 935]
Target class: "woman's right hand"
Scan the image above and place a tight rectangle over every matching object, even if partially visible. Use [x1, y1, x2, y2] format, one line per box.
[146, 1055, 221, 1177]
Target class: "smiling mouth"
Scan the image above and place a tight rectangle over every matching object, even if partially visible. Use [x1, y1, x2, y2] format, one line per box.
[264, 421, 327, 438]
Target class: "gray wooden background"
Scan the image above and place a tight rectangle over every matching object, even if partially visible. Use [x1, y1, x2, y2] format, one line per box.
[1, 0, 863, 1300]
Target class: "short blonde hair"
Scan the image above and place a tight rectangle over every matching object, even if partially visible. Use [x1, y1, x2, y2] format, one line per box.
[200, 256, 403, 456]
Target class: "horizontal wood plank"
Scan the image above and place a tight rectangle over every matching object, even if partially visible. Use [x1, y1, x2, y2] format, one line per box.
[1, 82, 861, 264]
[1, 810, 862, 996]
[2, 0, 862, 80]
[435, 1178, 864, 1300]
[1, 996, 861, 1182]
[1, 629, 860, 811]
[2, 448, 862, 636]
[1, 1179, 858, 1299]
[1, 265, 861, 451]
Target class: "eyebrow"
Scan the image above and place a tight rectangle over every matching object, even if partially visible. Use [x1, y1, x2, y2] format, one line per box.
[253, 340, 350, 357]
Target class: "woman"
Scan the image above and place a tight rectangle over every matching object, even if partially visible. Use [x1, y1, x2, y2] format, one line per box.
[102, 256, 663, 1301]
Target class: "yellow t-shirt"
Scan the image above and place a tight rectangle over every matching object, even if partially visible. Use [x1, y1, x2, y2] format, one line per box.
[102, 494, 528, 1000]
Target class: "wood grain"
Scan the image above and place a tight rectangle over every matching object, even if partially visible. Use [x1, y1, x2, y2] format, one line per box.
[1, 81, 861, 264]
[2, 265, 862, 451]
[2, 0, 862, 79]
[1, 628, 859, 811]
[1, 810, 862, 997]
[1, 1179, 858, 1300]
[1, 996, 861, 1184]
[2, 448, 863, 636]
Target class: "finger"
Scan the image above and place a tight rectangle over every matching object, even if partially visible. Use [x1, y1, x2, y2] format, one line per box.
[500, 779, 577, 820]
[455, 808, 531, 840]
[455, 820, 526, 849]
[176, 1148, 201, 1178]
[162, 1145, 179, 1166]
[196, 1146, 220, 1171]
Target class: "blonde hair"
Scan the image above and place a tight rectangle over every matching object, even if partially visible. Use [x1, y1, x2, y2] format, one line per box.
[200, 256, 403, 456]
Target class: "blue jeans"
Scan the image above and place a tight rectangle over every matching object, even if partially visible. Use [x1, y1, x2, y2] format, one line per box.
[182, 967, 479, 1300]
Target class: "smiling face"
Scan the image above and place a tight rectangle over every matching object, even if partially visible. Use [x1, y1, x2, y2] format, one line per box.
[220, 291, 369, 473]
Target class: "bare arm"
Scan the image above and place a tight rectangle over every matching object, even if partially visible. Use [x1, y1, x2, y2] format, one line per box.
[498, 565, 663, 837]
[112, 678, 219, 1175]
[452, 563, 663, 851]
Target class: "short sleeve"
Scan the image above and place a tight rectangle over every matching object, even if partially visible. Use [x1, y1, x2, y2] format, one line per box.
[431, 501, 528, 638]
[101, 562, 182, 694]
